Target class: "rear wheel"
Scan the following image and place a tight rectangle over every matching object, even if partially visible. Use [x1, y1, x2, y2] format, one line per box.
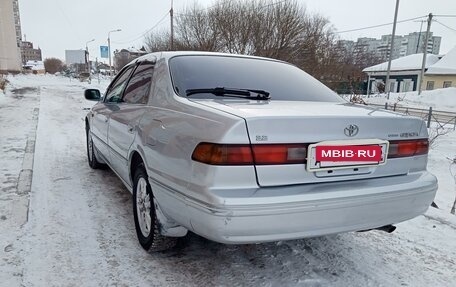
[86, 125, 102, 169]
[133, 164, 177, 252]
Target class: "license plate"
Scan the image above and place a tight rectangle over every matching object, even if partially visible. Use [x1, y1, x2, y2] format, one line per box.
[307, 139, 388, 172]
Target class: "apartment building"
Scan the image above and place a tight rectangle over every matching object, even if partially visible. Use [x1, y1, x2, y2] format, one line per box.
[342, 32, 441, 61]
[21, 41, 42, 64]
[0, 0, 23, 73]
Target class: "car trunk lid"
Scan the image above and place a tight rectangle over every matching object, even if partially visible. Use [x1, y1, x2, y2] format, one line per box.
[193, 100, 428, 186]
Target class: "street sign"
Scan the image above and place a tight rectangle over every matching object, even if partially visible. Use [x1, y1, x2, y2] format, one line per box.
[100, 46, 109, 58]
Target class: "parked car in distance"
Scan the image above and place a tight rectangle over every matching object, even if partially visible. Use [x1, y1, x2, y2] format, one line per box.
[84, 51, 438, 252]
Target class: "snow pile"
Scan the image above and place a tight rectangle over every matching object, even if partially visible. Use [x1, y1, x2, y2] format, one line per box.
[4, 73, 110, 92]
[358, 87, 456, 111]
[24, 60, 45, 72]
[427, 129, 456, 212]
[0, 90, 5, 105]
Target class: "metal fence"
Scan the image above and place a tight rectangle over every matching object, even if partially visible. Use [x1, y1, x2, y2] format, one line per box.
[368, 103, 456, 130]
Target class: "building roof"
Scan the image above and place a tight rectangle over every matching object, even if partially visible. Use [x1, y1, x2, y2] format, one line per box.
[425, 46, 456, 75]
[362, 53, 440, 73]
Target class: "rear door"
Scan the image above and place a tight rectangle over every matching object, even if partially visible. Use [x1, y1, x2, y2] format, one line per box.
[91, 65, 136, 161]
[108, 61, 155, 183]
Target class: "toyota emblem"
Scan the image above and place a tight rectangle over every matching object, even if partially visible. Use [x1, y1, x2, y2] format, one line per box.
[344, 124, 359, 137]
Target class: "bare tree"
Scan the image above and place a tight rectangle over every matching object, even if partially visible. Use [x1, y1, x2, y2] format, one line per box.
[428, 126, 452, 148]
[44, 58, 64, 74]
[176, 4, 220, 51]
[143, 0, 380, 91]
[144, 30, 172, 52]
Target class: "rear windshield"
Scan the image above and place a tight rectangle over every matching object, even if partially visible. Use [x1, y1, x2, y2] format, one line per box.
[169, 55, 343, 102]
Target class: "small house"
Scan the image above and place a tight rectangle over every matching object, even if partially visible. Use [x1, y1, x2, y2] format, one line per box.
[362, 53, 439, 94]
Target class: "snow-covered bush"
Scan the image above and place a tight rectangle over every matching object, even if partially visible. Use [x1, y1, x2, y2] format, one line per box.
[0, 75, 8, 92]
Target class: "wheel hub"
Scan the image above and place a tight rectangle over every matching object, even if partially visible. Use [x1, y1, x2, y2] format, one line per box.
[136, 177, 152, 237]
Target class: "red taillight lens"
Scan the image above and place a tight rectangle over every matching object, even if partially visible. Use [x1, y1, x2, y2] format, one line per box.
[192, 143, 307, 165]
[191, 143, 253, 165]
[388, 139, 429, 158]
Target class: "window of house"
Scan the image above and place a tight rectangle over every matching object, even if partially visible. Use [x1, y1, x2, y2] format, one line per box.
[426, 81, 434, 90]
[400, 79, 413, 92]
[389, 81, 397, 93]
[443, 81, 452, 88]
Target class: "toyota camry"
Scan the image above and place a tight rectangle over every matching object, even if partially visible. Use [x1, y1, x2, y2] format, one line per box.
[84, 51, 438, 252]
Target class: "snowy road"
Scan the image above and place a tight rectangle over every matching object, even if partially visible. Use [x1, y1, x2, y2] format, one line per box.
[1, 75, 456, 287]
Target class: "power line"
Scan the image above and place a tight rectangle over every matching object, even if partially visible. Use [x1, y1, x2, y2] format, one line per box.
[433, 15, 456, 18]
[434, 19, 456, 33]
[52, 0, 82, 43]
[112, 12, 170, 45]
[336, 15, 427, 34]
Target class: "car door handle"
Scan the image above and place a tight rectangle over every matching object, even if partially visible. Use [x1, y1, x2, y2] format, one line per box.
[127, 124, 135, 133]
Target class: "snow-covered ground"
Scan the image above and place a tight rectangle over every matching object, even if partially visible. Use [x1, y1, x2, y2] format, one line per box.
[343, 88, 456, 112]
[1, 75, 456, 286]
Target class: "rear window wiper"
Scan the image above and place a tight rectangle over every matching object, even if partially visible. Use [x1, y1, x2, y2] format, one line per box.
[186, 87, 271, 100]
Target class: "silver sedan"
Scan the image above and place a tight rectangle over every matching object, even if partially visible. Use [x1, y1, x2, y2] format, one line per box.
[84, 51, 437, 252]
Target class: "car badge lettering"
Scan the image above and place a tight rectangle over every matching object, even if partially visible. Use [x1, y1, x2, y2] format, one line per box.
[344, 124, 359, 137]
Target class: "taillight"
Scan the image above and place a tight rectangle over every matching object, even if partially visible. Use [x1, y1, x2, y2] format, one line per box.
[191, 143, 253, 165]
[252, 144, 307, 165]
[388, 139, 429, 158]
[192, 143, 307, 165]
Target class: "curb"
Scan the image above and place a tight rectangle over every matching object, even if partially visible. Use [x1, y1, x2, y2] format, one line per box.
[13, 100, 40, 226]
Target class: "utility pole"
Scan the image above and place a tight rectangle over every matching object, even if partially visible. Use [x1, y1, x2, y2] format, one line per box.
[385, 0, 400, 100]
[170, 0, 174, 50]
[85, 39, 95, 77]
[108, 36, 112, 78]
[95, 57, 100, 84]
[418, 13, 433, 95]
[414, 20, 426, 53]
[108, 29, 121, 79]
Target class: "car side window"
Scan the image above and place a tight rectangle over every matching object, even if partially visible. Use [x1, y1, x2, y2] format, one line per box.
[122, 61, 155, 104]
[104, 65, 136, 103]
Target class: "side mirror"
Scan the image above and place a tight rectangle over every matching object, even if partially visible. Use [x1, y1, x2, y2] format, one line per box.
[84, 89, 101, 101]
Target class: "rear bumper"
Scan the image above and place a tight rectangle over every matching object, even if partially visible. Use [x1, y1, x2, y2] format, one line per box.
[153, 171, 437, 244]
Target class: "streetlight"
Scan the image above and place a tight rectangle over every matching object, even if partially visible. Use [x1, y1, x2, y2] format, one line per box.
[108, 29, 121, 78]
[85, 38, 95, 77]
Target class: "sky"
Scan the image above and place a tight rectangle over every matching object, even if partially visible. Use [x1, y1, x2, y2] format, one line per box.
[18, 0, 456, 62]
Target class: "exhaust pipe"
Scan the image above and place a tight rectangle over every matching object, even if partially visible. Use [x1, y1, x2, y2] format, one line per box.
[375, 224, 396, 233]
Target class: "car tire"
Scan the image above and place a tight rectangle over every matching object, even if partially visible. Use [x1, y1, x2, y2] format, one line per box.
[86, 125, 102, 169]
[133, 164, 177, 252]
